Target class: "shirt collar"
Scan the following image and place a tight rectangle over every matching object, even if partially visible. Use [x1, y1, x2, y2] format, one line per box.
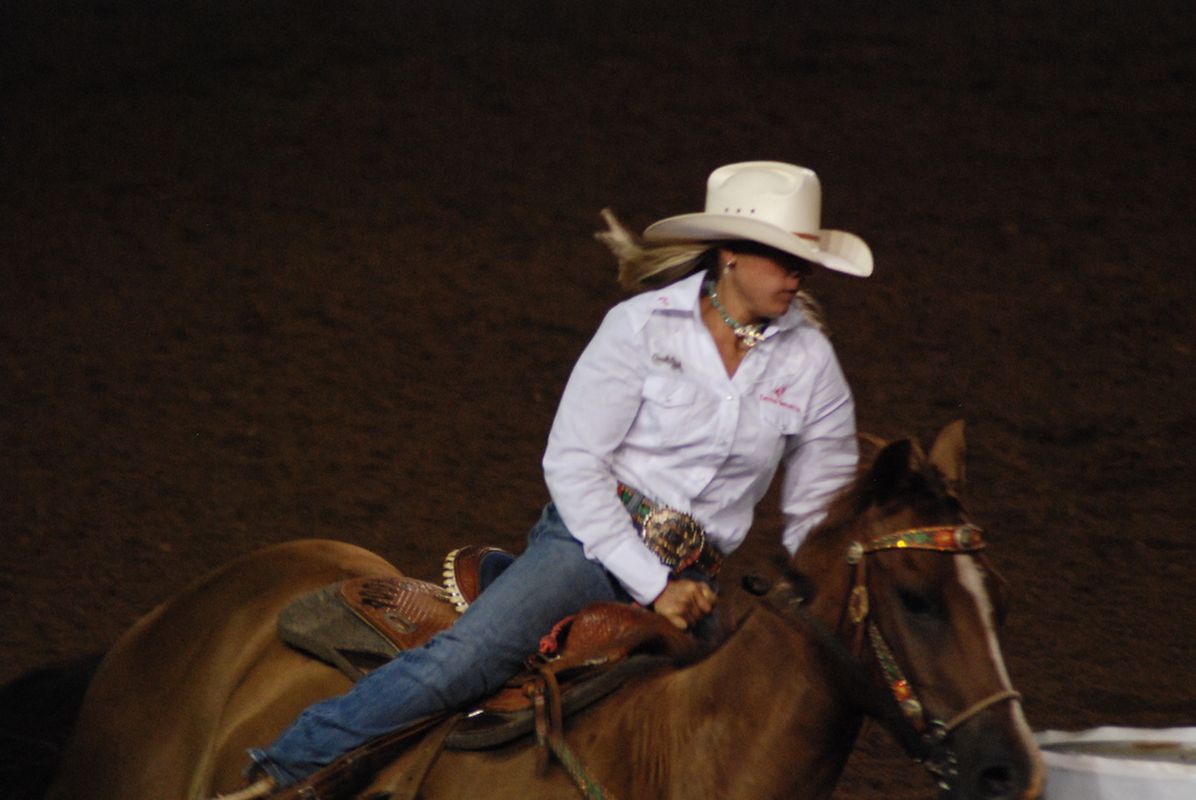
[646, 270, 706, 314]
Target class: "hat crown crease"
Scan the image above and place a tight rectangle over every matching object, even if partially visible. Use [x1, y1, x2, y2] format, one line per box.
[706, 163, 821, 235]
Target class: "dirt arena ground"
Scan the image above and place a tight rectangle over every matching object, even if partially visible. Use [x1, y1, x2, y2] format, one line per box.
[2, 2, 1194, 797]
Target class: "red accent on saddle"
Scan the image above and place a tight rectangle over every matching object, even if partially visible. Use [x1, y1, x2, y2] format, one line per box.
[539, 614, 576, 657]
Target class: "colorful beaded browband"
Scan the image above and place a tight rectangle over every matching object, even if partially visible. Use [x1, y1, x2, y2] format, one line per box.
[864, 524, 984, 554]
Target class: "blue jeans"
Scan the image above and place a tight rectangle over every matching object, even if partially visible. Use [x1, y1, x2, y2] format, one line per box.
[249, 503, 631, 786]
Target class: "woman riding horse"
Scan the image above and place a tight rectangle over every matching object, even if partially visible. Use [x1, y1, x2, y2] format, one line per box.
[48, 423, 1044, 799]
[230, 161, 875, 796]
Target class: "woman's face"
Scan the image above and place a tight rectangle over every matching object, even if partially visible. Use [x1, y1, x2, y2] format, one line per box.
[718, 245, 813, 321]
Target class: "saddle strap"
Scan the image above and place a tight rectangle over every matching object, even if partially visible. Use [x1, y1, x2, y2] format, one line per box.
[528, 664, 617, 800]
[358, 713, 462, 800]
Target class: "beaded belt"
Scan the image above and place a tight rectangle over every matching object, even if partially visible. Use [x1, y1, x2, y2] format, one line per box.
[617, 483, 723, 577]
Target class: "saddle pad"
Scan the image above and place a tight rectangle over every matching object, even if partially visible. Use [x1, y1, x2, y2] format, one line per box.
[277, 576, 461, 681]
[277, 581, 401, 680]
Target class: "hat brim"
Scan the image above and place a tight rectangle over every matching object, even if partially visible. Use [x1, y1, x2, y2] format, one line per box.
[644, 213, 873, 277]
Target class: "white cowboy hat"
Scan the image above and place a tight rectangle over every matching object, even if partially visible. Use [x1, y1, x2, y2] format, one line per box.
[643, 161, 873, 277]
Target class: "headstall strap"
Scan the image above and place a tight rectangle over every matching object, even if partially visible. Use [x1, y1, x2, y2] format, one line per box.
[867, 621, 926, 731]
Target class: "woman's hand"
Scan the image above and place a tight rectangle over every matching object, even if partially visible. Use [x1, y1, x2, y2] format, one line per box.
[651, 579, 717, 630]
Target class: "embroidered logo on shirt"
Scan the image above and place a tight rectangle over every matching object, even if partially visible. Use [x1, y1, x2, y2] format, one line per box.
[652, 353, 683, 372]
[760, 385, 801, 412]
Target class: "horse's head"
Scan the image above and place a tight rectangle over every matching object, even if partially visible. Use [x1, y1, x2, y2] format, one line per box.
[789, 421, 1044, 800]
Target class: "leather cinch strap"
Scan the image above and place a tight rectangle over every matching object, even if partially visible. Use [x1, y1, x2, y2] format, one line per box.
[528, 663, 616, 800]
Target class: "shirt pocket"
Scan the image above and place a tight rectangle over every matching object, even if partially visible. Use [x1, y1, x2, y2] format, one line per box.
[755, 377, 806, 437]
[639, 373, 704, 444]
[750, 387, 804, 468]
[761, 404, 803, 435]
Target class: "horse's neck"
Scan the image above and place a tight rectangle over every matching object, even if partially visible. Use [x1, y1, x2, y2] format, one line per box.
[601, 601, 863, 799]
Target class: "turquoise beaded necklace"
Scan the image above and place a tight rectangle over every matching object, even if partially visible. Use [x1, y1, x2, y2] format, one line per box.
[706, 281, 767, 349]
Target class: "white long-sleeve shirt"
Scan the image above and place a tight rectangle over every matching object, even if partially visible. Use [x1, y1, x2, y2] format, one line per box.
[543, 270, 858, 605]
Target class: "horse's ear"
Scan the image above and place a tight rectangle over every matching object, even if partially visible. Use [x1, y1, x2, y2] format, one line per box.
[928, 419, 967, 495]
[857, 431, 888, 464]
[868, 438, 915, 505]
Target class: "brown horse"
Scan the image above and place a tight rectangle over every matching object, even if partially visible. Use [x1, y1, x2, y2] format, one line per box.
[47, 422, 1043, 799]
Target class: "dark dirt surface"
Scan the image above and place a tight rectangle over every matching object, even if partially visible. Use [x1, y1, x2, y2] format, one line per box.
[2, 2, 1194, 797]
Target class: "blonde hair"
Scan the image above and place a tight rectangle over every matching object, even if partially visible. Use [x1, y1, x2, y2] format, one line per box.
[594, 209, 829, 333]
[594, 209, 713, 291]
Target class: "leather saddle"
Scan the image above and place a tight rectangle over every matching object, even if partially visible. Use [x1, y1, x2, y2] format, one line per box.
[277, 545, 701, 750]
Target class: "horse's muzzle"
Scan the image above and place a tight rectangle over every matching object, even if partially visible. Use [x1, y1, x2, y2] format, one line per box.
[937, 709, 1044, 800]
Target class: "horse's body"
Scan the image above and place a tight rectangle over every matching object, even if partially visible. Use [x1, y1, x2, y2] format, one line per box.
[48, 423, 1043, 799]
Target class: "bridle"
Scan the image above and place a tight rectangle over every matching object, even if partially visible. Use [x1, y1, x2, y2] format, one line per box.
[764, 523, 1024, 792]
[845, 523, 1023, 789]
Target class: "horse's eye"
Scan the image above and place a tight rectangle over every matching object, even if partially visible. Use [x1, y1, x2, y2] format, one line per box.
[899, 589, 942, 618]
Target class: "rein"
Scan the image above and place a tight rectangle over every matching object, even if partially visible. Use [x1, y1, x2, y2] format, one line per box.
[768, 523, 1024, 792]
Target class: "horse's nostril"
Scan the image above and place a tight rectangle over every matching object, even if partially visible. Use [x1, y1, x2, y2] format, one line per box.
[979, 763, 1015, 799]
